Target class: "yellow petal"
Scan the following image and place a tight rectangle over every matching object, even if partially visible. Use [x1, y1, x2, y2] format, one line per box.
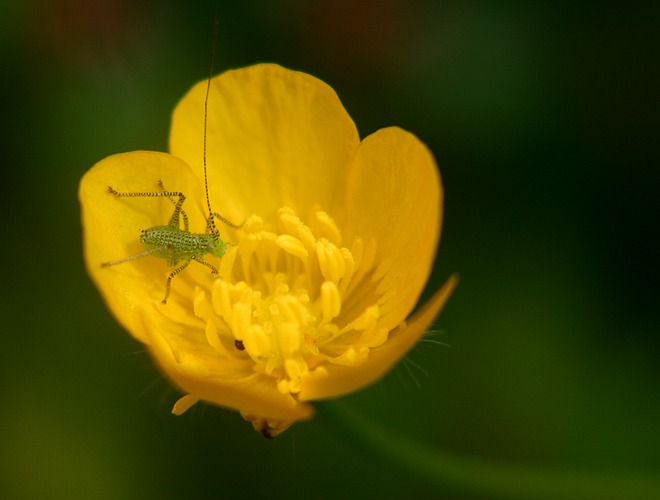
[144, 317, 315, 422]
[169, 63, 360, 223]
[81, 65, 453, 436]
[344, 127, 442, 331]
[298, 275, 458, 400]
[79, 151, 207, 342]
[172, 394, 200, 415]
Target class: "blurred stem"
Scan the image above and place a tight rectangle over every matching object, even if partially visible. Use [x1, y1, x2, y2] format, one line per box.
[318, 400, 660, 499]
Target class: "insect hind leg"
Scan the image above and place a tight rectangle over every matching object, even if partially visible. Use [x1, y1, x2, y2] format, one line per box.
[158, 180, 189, 231]
[107, 183, 189, 230]
[101, 245, 169, 267]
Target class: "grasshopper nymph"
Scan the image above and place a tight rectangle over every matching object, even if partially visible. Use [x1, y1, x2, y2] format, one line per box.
[102, 19, 243, 304]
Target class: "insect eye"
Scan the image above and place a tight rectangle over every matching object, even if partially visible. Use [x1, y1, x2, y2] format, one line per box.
[207, 243, 215, 252]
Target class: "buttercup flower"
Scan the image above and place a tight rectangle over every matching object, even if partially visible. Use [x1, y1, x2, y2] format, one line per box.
[79, 64, 456, 437]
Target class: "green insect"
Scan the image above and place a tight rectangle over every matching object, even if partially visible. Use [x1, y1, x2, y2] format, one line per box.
[101, 180, 242, 304]
[101, 24, 243, 304]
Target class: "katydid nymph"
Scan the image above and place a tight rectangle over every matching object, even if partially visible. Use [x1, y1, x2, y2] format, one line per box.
[102, 20, 243, 304]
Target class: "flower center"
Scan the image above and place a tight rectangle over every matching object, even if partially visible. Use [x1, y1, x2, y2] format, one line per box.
[193, 207, 387, 396]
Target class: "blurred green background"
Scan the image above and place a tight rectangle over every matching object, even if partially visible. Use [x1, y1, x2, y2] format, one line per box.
[1, 1, 658, 498]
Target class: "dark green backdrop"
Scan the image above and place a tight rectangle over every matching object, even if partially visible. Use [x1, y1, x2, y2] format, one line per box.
[1, 1, 658, 498]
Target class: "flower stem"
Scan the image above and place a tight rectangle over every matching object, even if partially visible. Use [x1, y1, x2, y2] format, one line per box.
[318, 400, 660, 499]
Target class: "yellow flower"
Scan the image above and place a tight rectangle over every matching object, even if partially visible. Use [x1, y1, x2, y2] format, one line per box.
[79, 64, 456, 437]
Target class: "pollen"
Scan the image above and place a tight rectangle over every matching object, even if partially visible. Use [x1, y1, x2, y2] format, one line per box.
[193, 207, 385, 396]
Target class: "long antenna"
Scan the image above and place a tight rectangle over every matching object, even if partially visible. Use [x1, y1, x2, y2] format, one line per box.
[204, 9, 220, 231]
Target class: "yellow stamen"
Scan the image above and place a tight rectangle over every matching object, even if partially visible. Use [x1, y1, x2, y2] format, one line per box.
[193, 207, 383, 396]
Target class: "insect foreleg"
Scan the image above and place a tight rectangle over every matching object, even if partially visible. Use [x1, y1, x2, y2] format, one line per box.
[207, 212, 245, 234]
[190, 255, 219, 274]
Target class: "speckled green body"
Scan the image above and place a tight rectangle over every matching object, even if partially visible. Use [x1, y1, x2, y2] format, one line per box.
[140, 224, 227, 265]
[102, 181, 241, 303]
